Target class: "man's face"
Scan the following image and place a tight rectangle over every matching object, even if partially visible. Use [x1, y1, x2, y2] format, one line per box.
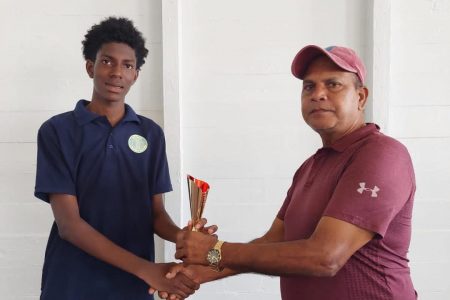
[86, 42, 138, 103]
[301, 56, 367, 140]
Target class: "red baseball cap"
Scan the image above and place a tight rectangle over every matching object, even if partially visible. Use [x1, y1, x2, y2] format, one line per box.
[291, 45, 366, 84]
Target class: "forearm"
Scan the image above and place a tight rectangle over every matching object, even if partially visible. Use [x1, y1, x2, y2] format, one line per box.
[178, 218, 370, 279]
[59, 218, 152, 281]
[220, 240, 337, 277]
[152, 194, 181, 243]
[197, 235, 279, 283]
[153, 211, 181, 243]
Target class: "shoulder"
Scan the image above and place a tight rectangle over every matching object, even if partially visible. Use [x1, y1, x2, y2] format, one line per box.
[38, 111, 75, 136]
[136, 114, 165, 138]
[291, 154, 315, 180]
[351, 131, 415, 178]
[360, 131, 411, 160]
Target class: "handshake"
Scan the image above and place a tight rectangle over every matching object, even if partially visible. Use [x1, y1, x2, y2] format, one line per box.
[149, 218, 221, 300]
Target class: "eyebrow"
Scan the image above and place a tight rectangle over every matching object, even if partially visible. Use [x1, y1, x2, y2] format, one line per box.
[100, 54, 136, 63]
[303, 77, 342, 84]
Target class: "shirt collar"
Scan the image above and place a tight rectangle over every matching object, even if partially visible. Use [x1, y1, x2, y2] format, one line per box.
[122, 103, 141, 124]
[326, 123, 380, 152]
[74, 100, 141, 126]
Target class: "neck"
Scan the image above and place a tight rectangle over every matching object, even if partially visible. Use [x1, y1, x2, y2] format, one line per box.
[320, 120, 366, 147]
[87, 99, 125, 127]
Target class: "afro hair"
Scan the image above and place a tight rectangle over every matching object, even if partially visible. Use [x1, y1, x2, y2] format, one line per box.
[82, 17, 149, 70]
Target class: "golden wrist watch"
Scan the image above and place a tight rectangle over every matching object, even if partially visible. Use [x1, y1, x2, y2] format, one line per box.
[206, 240, 224, 272]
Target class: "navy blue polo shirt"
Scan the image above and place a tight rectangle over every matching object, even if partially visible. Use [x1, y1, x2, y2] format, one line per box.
[35, 100, 172, 300]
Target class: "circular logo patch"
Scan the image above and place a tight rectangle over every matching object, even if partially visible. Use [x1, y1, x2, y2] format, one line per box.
[128, 134, 148, 153]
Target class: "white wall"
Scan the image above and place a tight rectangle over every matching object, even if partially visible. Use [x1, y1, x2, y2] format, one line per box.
[389, 1, 450, 298]
[0, 0, 164, 298]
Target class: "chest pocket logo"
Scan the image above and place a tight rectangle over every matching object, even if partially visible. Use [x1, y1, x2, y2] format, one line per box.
[128, 134, 148, 153]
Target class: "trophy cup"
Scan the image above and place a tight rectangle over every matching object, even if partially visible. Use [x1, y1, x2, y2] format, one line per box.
[187, 175, 210, 231]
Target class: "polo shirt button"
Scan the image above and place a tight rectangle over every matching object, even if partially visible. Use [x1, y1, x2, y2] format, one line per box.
[108, 144, 114, 149]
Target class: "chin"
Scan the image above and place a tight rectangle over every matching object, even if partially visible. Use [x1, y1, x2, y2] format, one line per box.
[103, 93, 125, 103]
[307, 120, 336, 132]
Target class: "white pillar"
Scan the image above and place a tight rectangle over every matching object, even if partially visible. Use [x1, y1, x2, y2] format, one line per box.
[162, 0, 184, 262]
[371, 0, 391, 132]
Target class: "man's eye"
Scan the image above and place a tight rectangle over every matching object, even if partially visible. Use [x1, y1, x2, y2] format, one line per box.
[101, 59, 111, 65]
[125, 64, 134, 70]
[327, 82, 341, 88]
[303, 85, 313, 91]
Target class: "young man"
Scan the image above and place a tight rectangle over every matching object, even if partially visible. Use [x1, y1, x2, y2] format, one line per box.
[170, 45, 417, 300]
[35, 17, 203, 299]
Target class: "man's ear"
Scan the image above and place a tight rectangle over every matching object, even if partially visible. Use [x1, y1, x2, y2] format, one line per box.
[86, 60, 94, 78]
[358, 86, 369, 111]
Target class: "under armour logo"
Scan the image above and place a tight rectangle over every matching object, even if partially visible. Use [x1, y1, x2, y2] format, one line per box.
[357, 182, 380, 198]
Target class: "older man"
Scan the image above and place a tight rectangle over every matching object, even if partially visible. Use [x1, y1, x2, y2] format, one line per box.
[173, 45, 417, 300]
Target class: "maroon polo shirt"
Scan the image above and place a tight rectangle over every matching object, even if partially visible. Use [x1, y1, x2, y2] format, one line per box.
[277, 123, 416, 300]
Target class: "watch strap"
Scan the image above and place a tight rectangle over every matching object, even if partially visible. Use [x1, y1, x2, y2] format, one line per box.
[208, 240, 224, 271]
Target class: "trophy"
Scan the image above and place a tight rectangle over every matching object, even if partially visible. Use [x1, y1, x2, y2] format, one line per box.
[187, 175, 210, 231]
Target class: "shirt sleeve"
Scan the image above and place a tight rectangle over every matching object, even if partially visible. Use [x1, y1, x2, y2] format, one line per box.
[324, 138, 415, 238]
[34, 121, 76, 202]
[149, 127, 172, 196]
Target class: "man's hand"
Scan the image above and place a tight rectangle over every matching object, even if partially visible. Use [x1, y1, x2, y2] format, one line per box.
[151, 264, 217, 299]
[175, 231, 218, 265]
[141, 262, 199, 299]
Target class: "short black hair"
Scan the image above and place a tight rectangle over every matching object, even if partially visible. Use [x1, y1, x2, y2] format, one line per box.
[82, 17, 148, 70]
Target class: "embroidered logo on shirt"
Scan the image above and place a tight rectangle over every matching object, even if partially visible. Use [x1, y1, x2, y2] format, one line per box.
[357, 182, 380, 198]
[128, 134, 148, 153]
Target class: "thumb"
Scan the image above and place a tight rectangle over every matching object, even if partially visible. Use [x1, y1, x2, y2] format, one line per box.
[166, 264, 184, 279]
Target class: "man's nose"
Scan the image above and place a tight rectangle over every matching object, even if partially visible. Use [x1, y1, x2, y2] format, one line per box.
[110, 64, 122, 77]
[311, 85, 326, 101]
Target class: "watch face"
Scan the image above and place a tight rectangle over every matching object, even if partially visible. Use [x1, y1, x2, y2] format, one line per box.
[207, 249, 220, 264]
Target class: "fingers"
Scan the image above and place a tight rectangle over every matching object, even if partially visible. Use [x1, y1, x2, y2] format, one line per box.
[160, 272, 197, 298]
[156, 290, 185, 300]
[193, 218, 219, 235]
[194, 218, 207, 231]
[179, 273, 200, 291]
[204, 225, 218, 235]
[163, 293, 182, 300]
[169, 294, 182, 300]
[174, 248, 185, 261]
[166, 264, 184, 279]
[158, 265, 202, 300]
[175, 231, 218, 265]
[158, 291, 169, 299]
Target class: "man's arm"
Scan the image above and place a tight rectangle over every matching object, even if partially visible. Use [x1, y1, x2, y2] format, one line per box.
[208, 216, 285, 280]
[50, 193, 198, 298]
[176, 216, 374, 277]
[170, 217, 285, 285]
